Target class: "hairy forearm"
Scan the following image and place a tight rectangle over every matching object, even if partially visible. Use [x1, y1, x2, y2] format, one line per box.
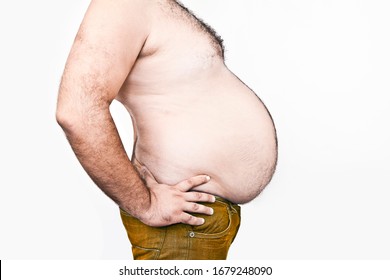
[57, 104, 150, 219]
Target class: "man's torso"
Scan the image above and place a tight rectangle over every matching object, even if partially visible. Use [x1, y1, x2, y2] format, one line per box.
[116, 0, 277, 203]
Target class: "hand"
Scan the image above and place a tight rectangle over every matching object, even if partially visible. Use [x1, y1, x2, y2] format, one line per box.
[139, 166, 216, 227]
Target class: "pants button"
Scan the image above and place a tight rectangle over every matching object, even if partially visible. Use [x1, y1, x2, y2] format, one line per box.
[189, 231, 195, 238]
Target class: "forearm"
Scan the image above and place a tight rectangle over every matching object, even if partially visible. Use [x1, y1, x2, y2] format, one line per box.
[57, 105, 150, 219]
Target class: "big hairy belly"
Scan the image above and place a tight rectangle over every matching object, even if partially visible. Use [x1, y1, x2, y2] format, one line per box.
[132, 95, 277, 204]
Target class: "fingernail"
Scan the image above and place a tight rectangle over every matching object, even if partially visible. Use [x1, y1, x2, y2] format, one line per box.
[210, 208, 214, 215]
[205, 175, 211, 181]
[200, 218, 205, 224]
[212, 196, 216, 202]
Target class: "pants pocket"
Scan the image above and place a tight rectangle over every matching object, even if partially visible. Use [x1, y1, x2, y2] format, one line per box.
[187, 200, 241, 259]
[191, 200, 235, 238]
[132, 245, 160, 260]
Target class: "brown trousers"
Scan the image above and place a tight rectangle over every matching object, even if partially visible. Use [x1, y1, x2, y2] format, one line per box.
[120, 196, 241, 260]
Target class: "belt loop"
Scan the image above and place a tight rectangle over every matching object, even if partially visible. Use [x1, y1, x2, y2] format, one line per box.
[229, 201, 239, 214]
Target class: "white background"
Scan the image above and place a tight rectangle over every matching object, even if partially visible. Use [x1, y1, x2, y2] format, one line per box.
[1, 0, 389, 259]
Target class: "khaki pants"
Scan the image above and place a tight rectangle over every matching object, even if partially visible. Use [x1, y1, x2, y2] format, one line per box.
[120, 196, 241, 260]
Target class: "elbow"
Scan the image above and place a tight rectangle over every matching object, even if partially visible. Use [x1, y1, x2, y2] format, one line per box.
[56, 100, 110, 133]
[56, 110, 70, 129]
[56, 90, 111, 132]
[56, 102, 79, 132]
[56, 110, 72, 132]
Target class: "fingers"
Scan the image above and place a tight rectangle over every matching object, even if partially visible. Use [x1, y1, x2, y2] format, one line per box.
[183, 191, 216, 203]
[179, 212, 205, 226]
[176, 175, 211, 192]
[183, 202, 214, 216]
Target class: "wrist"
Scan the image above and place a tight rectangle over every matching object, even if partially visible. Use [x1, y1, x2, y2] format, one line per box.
[120, 189, 152, 223]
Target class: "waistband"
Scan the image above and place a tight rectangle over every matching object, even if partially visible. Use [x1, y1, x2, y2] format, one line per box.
[208, 195, 241, 216]
[213, 195, 237, 206]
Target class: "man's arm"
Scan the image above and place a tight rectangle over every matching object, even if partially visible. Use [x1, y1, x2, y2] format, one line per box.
[56, 0, 214, 226]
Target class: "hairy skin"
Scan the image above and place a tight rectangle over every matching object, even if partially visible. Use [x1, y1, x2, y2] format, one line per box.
[56, 0, 215, 227]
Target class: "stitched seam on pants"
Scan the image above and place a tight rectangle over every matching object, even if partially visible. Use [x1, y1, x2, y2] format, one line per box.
[185, 224, 191, 260]
[229, 204, 239, 214]
[132, 245, 160, 260]
[156, 227, 168, 260]
[133, 245, 160, 252]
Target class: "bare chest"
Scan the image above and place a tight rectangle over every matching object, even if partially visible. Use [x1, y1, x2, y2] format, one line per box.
[154, 0, 225, 58]
[121, 1, 225, 88]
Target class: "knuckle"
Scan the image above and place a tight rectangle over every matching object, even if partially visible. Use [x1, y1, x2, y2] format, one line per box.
[186, 178, 195, 186]
[194, 192, 202, 200]
[173, 193, 183, 200]
[192, 203, 200, 211]
[162, 214, 172, 223]
[183, 214, 194, 223]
